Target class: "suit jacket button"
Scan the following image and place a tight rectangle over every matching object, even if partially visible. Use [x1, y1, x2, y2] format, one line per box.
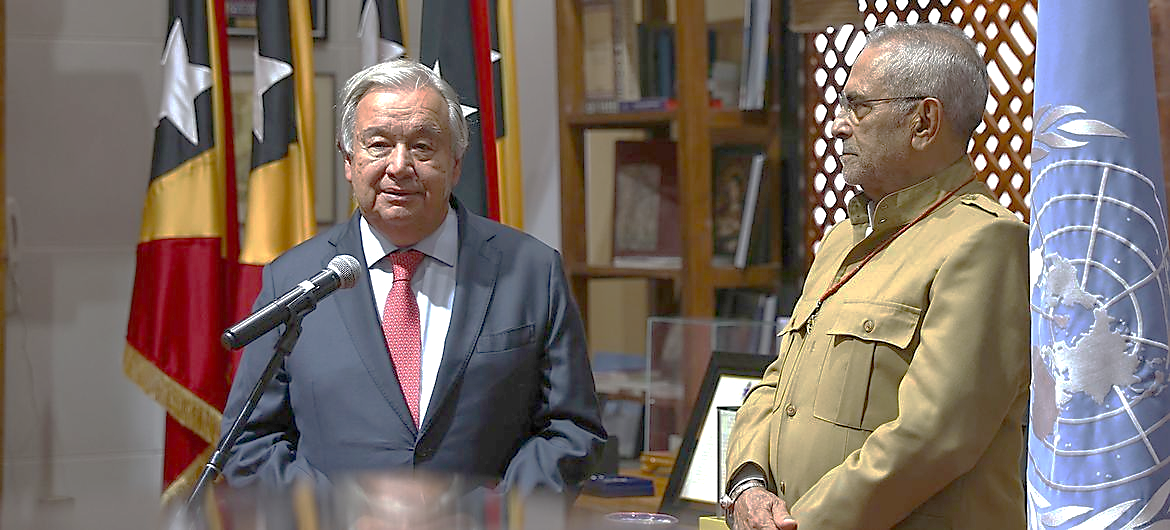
[863, 319, 875, 333]
[779, 481, 786, 494]
[785, 404, 797, 417]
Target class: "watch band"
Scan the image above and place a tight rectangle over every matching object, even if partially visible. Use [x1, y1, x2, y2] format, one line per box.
[720, 477, 767, 512]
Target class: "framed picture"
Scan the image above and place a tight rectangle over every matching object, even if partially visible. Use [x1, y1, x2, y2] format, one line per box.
[229, 73, 339, 224]
[611, 139, 682, 268]
[226, 0, 328, 39]
[659, 351, 772, 519]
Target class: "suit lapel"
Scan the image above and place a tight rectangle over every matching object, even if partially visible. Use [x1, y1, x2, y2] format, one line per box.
[330, 213, 418, 435]
[420, 204, 499, 436]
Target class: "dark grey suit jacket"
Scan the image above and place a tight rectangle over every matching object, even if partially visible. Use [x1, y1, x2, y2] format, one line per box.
[219, 200, 605, 495]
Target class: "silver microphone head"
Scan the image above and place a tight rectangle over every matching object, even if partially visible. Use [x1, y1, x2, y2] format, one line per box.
[327, 254, 362, 289]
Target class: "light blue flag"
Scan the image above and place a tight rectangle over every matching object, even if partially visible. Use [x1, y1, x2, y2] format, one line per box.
[1029, 1, 1170, 529]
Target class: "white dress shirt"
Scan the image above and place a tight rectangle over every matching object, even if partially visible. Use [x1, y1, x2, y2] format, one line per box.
[359, 207, 459, 424]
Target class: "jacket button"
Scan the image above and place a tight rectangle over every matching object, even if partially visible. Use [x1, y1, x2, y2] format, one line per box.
[785, 404, 797, 417]
[863, 319, 875, 333]
[779, 481, 786, 494]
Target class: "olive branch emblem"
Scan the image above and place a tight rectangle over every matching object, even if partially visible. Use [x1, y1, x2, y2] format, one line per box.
[1032, 104, 1128, 162]
[1028, 478, 1170, 529]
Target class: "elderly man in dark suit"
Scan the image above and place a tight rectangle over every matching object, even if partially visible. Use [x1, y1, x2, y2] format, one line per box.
[219, 59, 605, 497]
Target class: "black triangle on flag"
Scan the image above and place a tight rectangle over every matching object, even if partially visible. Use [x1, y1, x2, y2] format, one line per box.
[419, 0, 498, 218]
[360, 0, 406, 64]
[367, 0, 403, 44]
[488, 0, 504, 139]
[252, 0, 298, 168]
[152, 0, 217, 180]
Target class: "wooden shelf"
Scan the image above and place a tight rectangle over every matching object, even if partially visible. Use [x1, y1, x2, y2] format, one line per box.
[711, 263, 782, 289]
[709, 108, 773, 129]
[566, 110, 675, 128]
[556, 0, 790, 323]
[567, 262, 780, 288]
[572, 467, 671, 515]
[565, 107, 773, 128]
[568, 263, 681, 281]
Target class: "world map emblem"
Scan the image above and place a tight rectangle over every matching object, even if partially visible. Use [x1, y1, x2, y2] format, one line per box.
[1029, 104, 1170, 529]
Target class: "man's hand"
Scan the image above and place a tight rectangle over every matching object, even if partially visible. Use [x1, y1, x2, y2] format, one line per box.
[730, 487, 798, 530]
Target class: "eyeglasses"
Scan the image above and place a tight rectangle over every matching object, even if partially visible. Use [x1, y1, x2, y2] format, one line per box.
[836, 94, 931, 124]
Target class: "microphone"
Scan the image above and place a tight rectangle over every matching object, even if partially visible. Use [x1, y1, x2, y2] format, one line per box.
[221, 254, 362, 350]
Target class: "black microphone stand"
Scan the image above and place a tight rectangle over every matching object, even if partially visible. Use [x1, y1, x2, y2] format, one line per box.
[181, 295, 315, 520]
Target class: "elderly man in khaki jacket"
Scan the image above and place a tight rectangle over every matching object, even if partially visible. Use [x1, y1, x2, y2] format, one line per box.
[722, 23, 1029, 530]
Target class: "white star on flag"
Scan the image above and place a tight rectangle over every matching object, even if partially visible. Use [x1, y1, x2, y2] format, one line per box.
[432, 59, 478, 118]
[252, 44, 293, 143]
[359, 0, 405, 66]
[158, 19, 213, 145]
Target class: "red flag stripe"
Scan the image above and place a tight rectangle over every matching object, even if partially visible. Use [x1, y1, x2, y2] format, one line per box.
[214, 0, 239, 263]
[469, 0, 501, 221]
[124, 0, 238, 499]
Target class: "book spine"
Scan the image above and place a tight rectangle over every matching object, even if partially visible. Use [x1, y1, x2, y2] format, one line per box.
[733, 154, 766, 269]
[612, 0, 640, 101]
[583, 97, 678, 114]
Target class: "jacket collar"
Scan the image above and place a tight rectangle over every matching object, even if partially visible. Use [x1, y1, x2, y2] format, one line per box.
[848, 157, 982, 239]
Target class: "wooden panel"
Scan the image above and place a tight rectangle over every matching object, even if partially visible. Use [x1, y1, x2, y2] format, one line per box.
[801, 0, 1036, 261]
[556, 0, 590, 314]
[674, 0, 715, 317]
[1, 0, 7, 501]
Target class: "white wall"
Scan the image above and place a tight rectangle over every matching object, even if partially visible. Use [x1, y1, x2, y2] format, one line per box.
[2, 1, 561, 528]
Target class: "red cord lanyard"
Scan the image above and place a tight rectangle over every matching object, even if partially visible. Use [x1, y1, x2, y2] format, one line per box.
[806, 176, 977, 329]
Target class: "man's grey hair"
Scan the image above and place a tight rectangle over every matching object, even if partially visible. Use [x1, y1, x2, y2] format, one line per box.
[863, 23, 989, 138]
[337, 58, 470, 159]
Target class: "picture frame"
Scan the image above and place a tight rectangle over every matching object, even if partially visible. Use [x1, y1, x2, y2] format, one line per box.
[225, 0, 328, 39]
[659, 351, 772, 519]
[716, 405, 740, 514]
[229, 72, 339, 225]
[611, 139, 682, 269]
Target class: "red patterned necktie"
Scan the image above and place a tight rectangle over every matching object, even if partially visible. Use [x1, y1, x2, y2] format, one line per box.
[382, 249, 425, 427]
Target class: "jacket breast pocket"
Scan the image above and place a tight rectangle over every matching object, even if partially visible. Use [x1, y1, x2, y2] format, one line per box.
[813, 300, 921, 432]
[475, 324, 537, 354]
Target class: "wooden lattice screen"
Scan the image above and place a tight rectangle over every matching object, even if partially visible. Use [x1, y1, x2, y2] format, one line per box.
[802, 0, 1037, 259]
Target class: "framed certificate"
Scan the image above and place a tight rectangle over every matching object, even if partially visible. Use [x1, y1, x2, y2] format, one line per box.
[659, 351, 771, 518]
[226, 0, 328, 39]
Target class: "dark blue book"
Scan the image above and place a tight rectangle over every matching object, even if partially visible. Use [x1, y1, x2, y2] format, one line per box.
[583, 474, 656, 497]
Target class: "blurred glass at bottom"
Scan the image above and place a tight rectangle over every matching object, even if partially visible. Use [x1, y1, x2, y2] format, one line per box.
[162, 470, 580, 530]
[604, 511, 679, 528]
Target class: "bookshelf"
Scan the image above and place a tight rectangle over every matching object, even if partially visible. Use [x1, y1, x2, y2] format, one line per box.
[555, 0, 793, 324]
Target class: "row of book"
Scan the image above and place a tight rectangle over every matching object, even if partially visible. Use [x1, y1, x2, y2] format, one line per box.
[715, 288, 783, 356]
[581, 0, 773, 114]
[610, 139, 773, 270]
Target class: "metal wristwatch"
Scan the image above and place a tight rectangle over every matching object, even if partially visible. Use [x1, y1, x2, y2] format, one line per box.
[719, 477, 767, 512]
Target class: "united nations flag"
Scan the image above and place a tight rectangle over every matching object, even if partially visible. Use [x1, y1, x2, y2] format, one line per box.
[1028, 1, 1170, 528]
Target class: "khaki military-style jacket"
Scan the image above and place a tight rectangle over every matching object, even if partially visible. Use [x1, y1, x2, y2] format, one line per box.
[726, 158, 1029, 529]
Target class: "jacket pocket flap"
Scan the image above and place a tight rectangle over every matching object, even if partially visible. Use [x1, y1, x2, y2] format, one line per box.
[825, 300, 921, 349]
[781, 298, 820, 334]
[475, 324, 536, 353]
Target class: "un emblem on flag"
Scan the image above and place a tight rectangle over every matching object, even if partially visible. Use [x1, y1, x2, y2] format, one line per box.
[1029, 108, 1170, 529]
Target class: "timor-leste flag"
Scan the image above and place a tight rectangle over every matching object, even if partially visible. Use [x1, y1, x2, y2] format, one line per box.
[123, 0, 238, 503]
[234, 0, 317, 340]
[419, 0, 500, 220]
[359, 0, 406, 67]
[419, 0, 524, 227]
[490, 0, 524, 227]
